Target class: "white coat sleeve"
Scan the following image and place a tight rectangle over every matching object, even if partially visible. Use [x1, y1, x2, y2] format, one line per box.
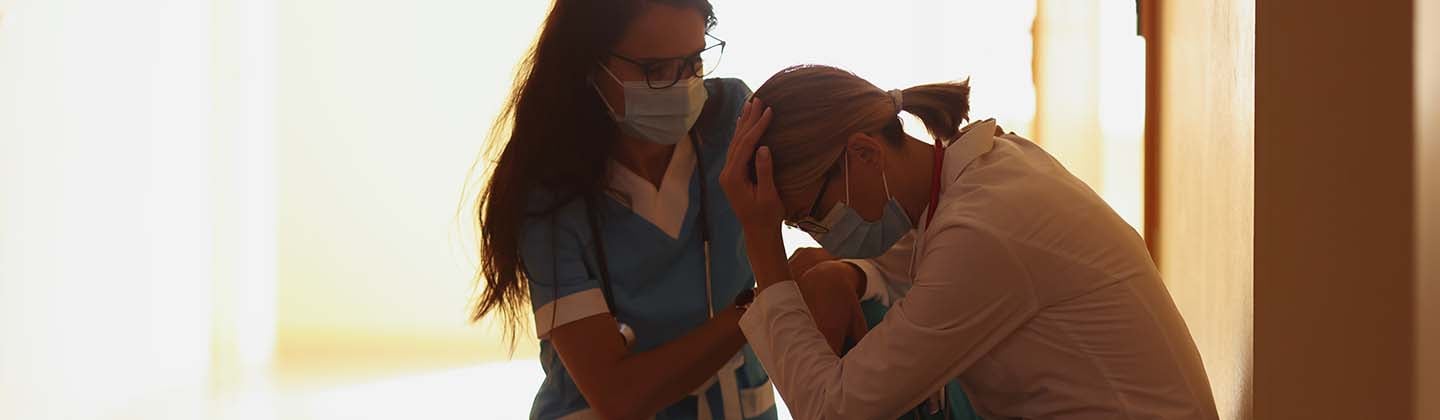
[739, 221, 1039, 420]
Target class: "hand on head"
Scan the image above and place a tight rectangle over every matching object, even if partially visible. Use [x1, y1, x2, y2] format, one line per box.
[719, 98, 784, 233]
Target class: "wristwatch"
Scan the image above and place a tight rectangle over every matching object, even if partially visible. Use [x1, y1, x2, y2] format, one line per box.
[733, 287, 756, 312]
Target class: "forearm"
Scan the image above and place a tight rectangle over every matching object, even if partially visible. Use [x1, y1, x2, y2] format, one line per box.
[743, 226, 792, 292]
[611, 309, 749, 419]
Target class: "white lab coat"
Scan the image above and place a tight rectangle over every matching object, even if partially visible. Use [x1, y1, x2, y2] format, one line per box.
[740, 119, 1220, 420]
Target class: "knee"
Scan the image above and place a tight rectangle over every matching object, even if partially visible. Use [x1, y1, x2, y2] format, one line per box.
[798, 261, 864, 298]
[800, 261, 854, 283]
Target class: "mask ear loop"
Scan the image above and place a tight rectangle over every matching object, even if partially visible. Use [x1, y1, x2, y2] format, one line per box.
[598, 63, 623, 83]
[882, 164, 892, 198]
[590, 64, 624, 117]
[849, 145, 893, 203]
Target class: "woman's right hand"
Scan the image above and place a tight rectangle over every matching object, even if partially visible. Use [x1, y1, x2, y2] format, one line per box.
[719, 99, 782, 234]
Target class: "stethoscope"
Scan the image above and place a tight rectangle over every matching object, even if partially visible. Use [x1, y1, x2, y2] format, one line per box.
[581, 130, 956, 419]
[584, 131, 714, 348]
[586, 132, 746, 420]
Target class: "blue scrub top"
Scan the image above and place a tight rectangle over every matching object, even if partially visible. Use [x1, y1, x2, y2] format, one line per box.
[521, 78, 776, 420]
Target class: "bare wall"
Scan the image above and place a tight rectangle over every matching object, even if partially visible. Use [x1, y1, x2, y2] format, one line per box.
[1153, 0, 1255, 418]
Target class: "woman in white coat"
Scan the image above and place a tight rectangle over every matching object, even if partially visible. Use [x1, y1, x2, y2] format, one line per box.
[718, 65, 1221, 420]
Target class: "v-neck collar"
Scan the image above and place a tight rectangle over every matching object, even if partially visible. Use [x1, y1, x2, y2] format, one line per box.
[606, 138, 696, 240]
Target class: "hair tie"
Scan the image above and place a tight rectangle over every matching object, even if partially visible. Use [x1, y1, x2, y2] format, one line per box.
[887, 89, 904, 114]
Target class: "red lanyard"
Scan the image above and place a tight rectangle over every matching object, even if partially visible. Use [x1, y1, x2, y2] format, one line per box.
[925, 138, 945, 227]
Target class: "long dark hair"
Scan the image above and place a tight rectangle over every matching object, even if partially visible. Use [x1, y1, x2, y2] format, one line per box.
[469, 0, 716, 344]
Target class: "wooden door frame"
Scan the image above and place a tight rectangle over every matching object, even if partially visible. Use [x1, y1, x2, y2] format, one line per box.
[1140, 0, 1163, 263]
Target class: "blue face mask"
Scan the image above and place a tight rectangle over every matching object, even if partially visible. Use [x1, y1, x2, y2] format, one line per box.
[810, 153, 914, 259]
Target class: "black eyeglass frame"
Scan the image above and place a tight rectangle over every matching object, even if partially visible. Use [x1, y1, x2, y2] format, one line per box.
[784, 157, 846, 235]
[608, 33, 727, 89]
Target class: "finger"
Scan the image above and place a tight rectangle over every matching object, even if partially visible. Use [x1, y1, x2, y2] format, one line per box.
[729, 134, 760, 183]
[745, 97, 765, 123]
[727, 101, 757, 167]
[738, 99, 760, 137]
[736, 106, 771, 162]
[740, 100, 771, 139]
[731, 102, 750, 147]
[738, 98, 754, 128]
[752, 106, 774, 140]
[755, 145, 777, 198]
[735, 102, 769, 145]
[721, 135, 751, 187]
[723, 102, 757, 181]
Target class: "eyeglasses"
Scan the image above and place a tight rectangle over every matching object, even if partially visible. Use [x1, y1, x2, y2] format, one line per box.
[609, 33, 726, 89]
[784, 162, 843, 235]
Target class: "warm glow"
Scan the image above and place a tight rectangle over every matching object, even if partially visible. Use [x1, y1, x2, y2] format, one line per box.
[1096, 0, 1147, 232]
[1034, 0, 1146, 234]
[1, 1, 216, 418]
[0, 1, 1142, 418]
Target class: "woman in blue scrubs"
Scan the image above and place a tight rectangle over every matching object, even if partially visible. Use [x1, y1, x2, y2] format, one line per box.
[467, 1, 866, 419]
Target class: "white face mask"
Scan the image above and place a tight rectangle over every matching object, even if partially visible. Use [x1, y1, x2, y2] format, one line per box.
[592, 65, 709, 145]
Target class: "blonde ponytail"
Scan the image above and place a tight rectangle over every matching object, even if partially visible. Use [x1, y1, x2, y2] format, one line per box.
[899, 80, 972, 143]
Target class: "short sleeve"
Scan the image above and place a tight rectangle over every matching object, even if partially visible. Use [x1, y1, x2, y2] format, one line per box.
[696, 78, 753, 145]
[521, 198, 609, 340]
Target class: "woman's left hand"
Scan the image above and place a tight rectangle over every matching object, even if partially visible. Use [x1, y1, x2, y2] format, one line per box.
[719, 99, 784, 233]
